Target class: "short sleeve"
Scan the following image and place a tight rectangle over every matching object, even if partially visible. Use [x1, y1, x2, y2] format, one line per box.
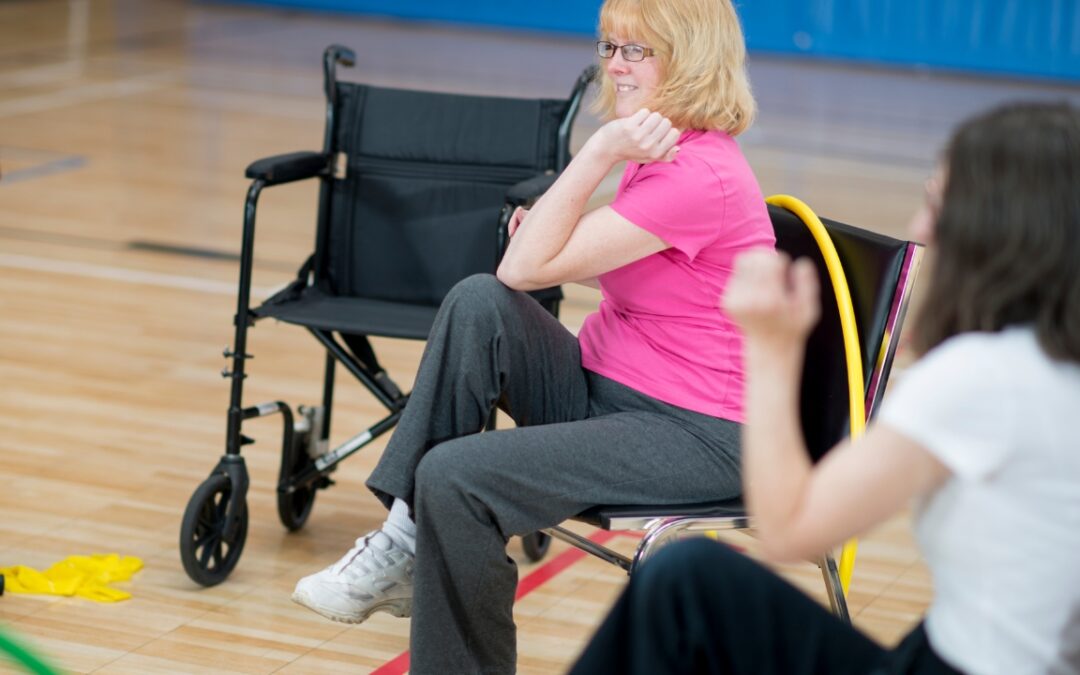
[610, 156, 725, 261]
[877, 335, 1019, 480]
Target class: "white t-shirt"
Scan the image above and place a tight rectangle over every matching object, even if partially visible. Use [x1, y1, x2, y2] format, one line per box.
[878, 327, 1080, 675]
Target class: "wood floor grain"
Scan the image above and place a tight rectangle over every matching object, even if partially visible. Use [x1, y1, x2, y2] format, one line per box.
[3, 1, 1078, 672]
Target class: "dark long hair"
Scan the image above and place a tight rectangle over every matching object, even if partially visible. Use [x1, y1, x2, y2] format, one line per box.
[913, 101, 1080, 364]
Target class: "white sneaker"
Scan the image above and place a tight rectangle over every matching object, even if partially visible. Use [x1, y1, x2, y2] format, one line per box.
[291, 530, 414, 624]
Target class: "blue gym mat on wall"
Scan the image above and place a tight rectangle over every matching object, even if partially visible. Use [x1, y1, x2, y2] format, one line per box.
[221, 0, 1080, 82]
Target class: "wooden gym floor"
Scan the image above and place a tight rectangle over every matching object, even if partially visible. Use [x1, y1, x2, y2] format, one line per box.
[1, 1, 1078, 672]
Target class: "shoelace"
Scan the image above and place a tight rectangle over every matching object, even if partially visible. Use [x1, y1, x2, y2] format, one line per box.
[332, 534, 399, 577]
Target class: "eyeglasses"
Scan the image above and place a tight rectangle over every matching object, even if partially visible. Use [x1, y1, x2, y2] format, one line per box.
[596, 41, 656, 62]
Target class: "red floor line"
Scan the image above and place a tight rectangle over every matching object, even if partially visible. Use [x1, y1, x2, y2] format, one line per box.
[370, 529, 634, 675]
[372, 649, 411, 675]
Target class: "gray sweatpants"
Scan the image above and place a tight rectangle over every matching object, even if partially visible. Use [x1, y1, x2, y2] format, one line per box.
[366, 274, 742, 674]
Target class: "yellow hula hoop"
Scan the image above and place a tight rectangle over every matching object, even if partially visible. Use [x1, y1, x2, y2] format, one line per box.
[765, 194, 865, 596]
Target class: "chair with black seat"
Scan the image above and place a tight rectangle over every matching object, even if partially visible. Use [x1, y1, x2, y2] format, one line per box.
[179, 44, 596, 587]
[542, 197, 924, 622]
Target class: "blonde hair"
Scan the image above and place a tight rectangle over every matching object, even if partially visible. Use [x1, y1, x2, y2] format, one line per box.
[593, 0, 756, 135]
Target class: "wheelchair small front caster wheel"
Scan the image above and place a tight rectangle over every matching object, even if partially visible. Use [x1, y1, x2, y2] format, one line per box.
[521, 531, 551, 562]
[180, 474, 248, 586]
[277, 429, 318, 531]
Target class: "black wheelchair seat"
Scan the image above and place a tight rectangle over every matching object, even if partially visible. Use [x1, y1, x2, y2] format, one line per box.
[259, 285, 440, 339]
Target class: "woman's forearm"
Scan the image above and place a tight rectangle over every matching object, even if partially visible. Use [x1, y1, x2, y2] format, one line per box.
[497, 137, 616, 287]
[742, 342, 814, 556]
[723, 253, 822, 559]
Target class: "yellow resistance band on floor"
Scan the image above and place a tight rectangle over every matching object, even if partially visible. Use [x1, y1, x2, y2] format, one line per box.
[766, 194, 866, 597]
[0, 554, 143, 602]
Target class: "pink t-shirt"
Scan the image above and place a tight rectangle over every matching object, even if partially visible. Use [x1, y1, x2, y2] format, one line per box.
[577, 129, 774, 422]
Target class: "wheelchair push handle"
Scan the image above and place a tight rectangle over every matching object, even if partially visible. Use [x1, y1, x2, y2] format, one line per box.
[323, 45, 356, 101]
[556, 65, 599, 170]
[578, 64, 599, 88]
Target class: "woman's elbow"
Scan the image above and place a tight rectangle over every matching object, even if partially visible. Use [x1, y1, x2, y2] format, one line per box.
[495, 263, 526, 290]
[496, 261, 547, 291]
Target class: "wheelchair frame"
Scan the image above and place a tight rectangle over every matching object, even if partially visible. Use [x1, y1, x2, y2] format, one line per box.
[180, 45, 595, 586]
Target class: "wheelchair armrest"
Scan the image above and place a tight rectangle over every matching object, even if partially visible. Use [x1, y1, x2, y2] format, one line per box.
[244, 151, 329, 185]
[505, 173, 558, 207]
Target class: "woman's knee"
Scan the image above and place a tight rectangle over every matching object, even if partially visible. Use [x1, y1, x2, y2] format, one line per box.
[443, 274, 518, 320]
[644, 538, 729, 575]
[413, 437, 519, 533]
[451, 272, 504, 295]
[639, 538, 754, 597]
[413, 439, 481, 510]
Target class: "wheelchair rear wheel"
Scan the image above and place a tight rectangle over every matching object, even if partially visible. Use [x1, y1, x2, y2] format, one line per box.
[180, 474, 248, 587]
[277, 428, 317, 531]
[521, 531, 551, 562]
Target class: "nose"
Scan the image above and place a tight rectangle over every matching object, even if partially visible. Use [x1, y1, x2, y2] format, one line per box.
[605, 50, 630, 76]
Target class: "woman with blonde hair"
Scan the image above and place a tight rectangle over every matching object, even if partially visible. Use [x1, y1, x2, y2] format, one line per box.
[291, 0, 774, 671]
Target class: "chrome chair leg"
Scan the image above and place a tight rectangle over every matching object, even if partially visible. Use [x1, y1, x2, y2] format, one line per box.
[545, 526, 633, 572]
[820, 553, 851, 624]
[632, 518, 696, 573]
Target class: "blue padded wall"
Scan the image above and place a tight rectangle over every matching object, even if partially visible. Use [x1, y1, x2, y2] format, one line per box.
[221, 0, 1080, 81]
[737, 0, 1080, 81]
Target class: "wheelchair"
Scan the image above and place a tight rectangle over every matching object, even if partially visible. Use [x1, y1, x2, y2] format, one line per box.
[179, 44, 595, 586]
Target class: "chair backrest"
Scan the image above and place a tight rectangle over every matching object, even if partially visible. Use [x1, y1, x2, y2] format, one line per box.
[769, 204, 923, 462]
[314, 79, 585, 307]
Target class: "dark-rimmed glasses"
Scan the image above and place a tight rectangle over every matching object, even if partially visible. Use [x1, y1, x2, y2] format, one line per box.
[596, 41, 656, 62]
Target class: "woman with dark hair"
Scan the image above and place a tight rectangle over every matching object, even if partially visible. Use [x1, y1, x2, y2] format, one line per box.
[570, 101, 1080, 675]
[291, 0, 775, 672]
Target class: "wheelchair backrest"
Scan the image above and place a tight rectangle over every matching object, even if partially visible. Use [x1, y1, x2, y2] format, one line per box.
[318, 82, 573, 307]
[769, 205, 919, 462]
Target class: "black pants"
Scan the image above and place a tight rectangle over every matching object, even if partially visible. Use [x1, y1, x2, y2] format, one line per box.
[571, 539, 963, 675]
